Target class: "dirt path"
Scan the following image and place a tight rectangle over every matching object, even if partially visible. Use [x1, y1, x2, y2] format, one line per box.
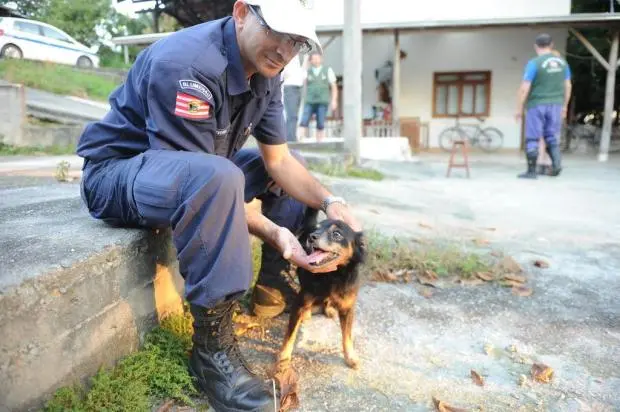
[238, 157, 620, 412]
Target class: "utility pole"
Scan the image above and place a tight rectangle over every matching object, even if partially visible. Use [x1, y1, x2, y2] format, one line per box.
[343, 0, 362, 165]
[599, 30, 619, 162]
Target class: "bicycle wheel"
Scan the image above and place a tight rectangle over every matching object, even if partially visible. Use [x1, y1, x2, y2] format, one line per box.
[439, 127, 464, 152]
[478, 127, 504, 152]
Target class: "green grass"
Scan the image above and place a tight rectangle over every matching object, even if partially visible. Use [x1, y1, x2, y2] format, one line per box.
[362, 230, 494, 280]
[44, 309, 197, 412]
[0, 59, 120, 102]
[0, 143, 76, 156]
[44, 241, 265, 412]
[308, 163, 385, 181]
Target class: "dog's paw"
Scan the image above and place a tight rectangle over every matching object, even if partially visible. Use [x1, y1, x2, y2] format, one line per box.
[344, 352, 360, 369]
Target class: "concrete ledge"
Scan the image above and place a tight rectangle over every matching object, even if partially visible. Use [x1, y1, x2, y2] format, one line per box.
[21, 125, 85, 148]
[0, 183, 185, 412]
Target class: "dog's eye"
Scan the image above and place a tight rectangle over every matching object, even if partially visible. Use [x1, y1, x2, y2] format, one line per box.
[332, 231, 343, 241]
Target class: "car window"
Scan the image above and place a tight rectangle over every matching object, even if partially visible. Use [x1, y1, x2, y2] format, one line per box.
[41, 26, 72, 43]
[14, 21, 42, 36]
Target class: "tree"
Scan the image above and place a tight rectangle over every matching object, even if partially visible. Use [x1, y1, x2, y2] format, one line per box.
[0, 0, 114, 47]
[0, 0, 49, 18]
[43, 0, 112, 46]
[568, 0, 619, 120]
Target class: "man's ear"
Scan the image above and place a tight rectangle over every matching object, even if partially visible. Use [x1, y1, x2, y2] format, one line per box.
[232, 1, 249, 27]
[353, 232, 367, 263]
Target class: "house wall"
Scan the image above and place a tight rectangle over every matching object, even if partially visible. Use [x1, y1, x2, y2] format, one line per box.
[309, 0, 572, 26]
[318, 27, 569, 149]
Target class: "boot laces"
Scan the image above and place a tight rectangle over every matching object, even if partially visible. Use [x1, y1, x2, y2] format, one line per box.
[208, 303, 253, 375]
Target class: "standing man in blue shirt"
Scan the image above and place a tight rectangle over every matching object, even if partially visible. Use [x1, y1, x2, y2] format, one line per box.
[515, 33, 572, 179]
[76, 1, 361, 410]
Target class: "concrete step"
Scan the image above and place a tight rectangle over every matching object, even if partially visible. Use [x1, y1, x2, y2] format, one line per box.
[0, 180, 185, 412]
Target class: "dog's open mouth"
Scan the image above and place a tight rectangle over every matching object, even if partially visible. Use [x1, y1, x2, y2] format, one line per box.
[307, 246, 339, 266]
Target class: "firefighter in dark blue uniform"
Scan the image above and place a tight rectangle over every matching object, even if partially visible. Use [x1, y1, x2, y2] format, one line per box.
[76, 1, 361, 410]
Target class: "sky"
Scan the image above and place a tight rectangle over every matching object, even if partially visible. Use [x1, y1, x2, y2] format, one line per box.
[113, 0, 156, 18]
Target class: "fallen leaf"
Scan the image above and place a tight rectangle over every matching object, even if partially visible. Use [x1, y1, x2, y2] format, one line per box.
[272, 361, 300, 411]
[419, 222, 433, 229]
[234, 322, 261, 336]
[471, 370, 485, 387]
[473, 238, 491, 246]
[156, 400, 174, 412]
[372, 270, 399, 283]
[533, 259, 550, 269]
[499, 279, 524, 288]
[503, 273, 527, 283]
[432, 396, 469, 412]
[457, 278, 485, 287]
[369, 209, 381, 215]
[420, 288, 433, 299]
[518, 374, 528, 387]
[512, 286, 533, 297]
[476, 272, 495, 282]
[490, 250, 502, 257]
[417, 270, 439, 287]
[531, 363, 554, 383]
[496, 256, 523, 274]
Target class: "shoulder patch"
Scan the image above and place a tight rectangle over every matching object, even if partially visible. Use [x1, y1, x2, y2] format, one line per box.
[178, 80, 214, 101]
[175, 92, 212, 120]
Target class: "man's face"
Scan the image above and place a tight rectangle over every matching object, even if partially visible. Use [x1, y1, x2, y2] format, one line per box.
[235, 3, 307, 78]
[310, 53, 322, 67]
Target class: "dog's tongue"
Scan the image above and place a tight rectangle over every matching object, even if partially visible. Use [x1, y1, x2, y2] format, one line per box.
[308, 250, 331, 265]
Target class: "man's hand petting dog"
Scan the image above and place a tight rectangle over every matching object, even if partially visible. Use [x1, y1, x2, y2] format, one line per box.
[274, 227, 339, 273]
[325, 202, 362, 232]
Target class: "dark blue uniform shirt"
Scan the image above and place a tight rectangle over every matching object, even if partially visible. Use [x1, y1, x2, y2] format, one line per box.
[77, 17, 286, 162]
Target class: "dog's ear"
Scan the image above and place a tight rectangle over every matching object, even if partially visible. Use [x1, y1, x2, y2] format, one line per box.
[352, 231, 367, 263]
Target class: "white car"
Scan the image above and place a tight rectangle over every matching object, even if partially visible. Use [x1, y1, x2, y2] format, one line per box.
[0, 17, 99, 68]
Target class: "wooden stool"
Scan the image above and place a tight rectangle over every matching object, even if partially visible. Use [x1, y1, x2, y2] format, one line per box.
[446, 139, 471, 178]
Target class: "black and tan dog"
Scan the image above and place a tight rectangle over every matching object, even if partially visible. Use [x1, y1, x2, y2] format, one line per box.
[277, 208, 366, 369]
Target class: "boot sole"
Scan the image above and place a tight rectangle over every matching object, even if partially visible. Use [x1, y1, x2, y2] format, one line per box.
[189, 365, 277, 412]
[252, 301, 286, 318]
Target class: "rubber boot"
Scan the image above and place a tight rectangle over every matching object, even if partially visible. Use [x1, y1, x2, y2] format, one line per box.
[546, 144, 562, 177]
[518, 151, 538, 179]
[189, 302, 279, 412]
[251, 243, 298, 318]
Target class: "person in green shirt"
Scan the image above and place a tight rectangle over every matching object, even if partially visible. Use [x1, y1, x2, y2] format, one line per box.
[515, 33, 572, 179]
[299, 52, 338, 142]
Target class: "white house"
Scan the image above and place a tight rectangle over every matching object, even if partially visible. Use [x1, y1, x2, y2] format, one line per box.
[109, 2, 620, 158]
[306, 0, 573, 152]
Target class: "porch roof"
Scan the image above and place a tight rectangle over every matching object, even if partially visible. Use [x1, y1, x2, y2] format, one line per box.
[316, 12, 620, 36]
[111, 13, 620, 46]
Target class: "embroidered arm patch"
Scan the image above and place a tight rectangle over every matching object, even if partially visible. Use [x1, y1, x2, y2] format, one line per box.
[174, 92, 212, 120]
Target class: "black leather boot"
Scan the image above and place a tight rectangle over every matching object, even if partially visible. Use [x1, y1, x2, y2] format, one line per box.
[546, 144, 562, 176]
[518, 151, 538, 179]
[189, 302, 278, 412]
[251, 243, 298, 318]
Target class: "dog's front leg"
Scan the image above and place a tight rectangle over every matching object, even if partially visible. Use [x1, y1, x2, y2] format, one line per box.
[277, 297, 313, 364]
[339, 308, 360, 369]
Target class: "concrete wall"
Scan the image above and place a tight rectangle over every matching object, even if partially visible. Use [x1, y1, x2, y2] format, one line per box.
[0, 84, 26, 146]
[21, 125, 85, 147]
[0, 229, 185, 412]
[309, 0, 572, 26]
[319, 27, 569, 149]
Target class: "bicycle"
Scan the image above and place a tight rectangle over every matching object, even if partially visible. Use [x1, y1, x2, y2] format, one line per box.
[439, 117, 504, 152]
